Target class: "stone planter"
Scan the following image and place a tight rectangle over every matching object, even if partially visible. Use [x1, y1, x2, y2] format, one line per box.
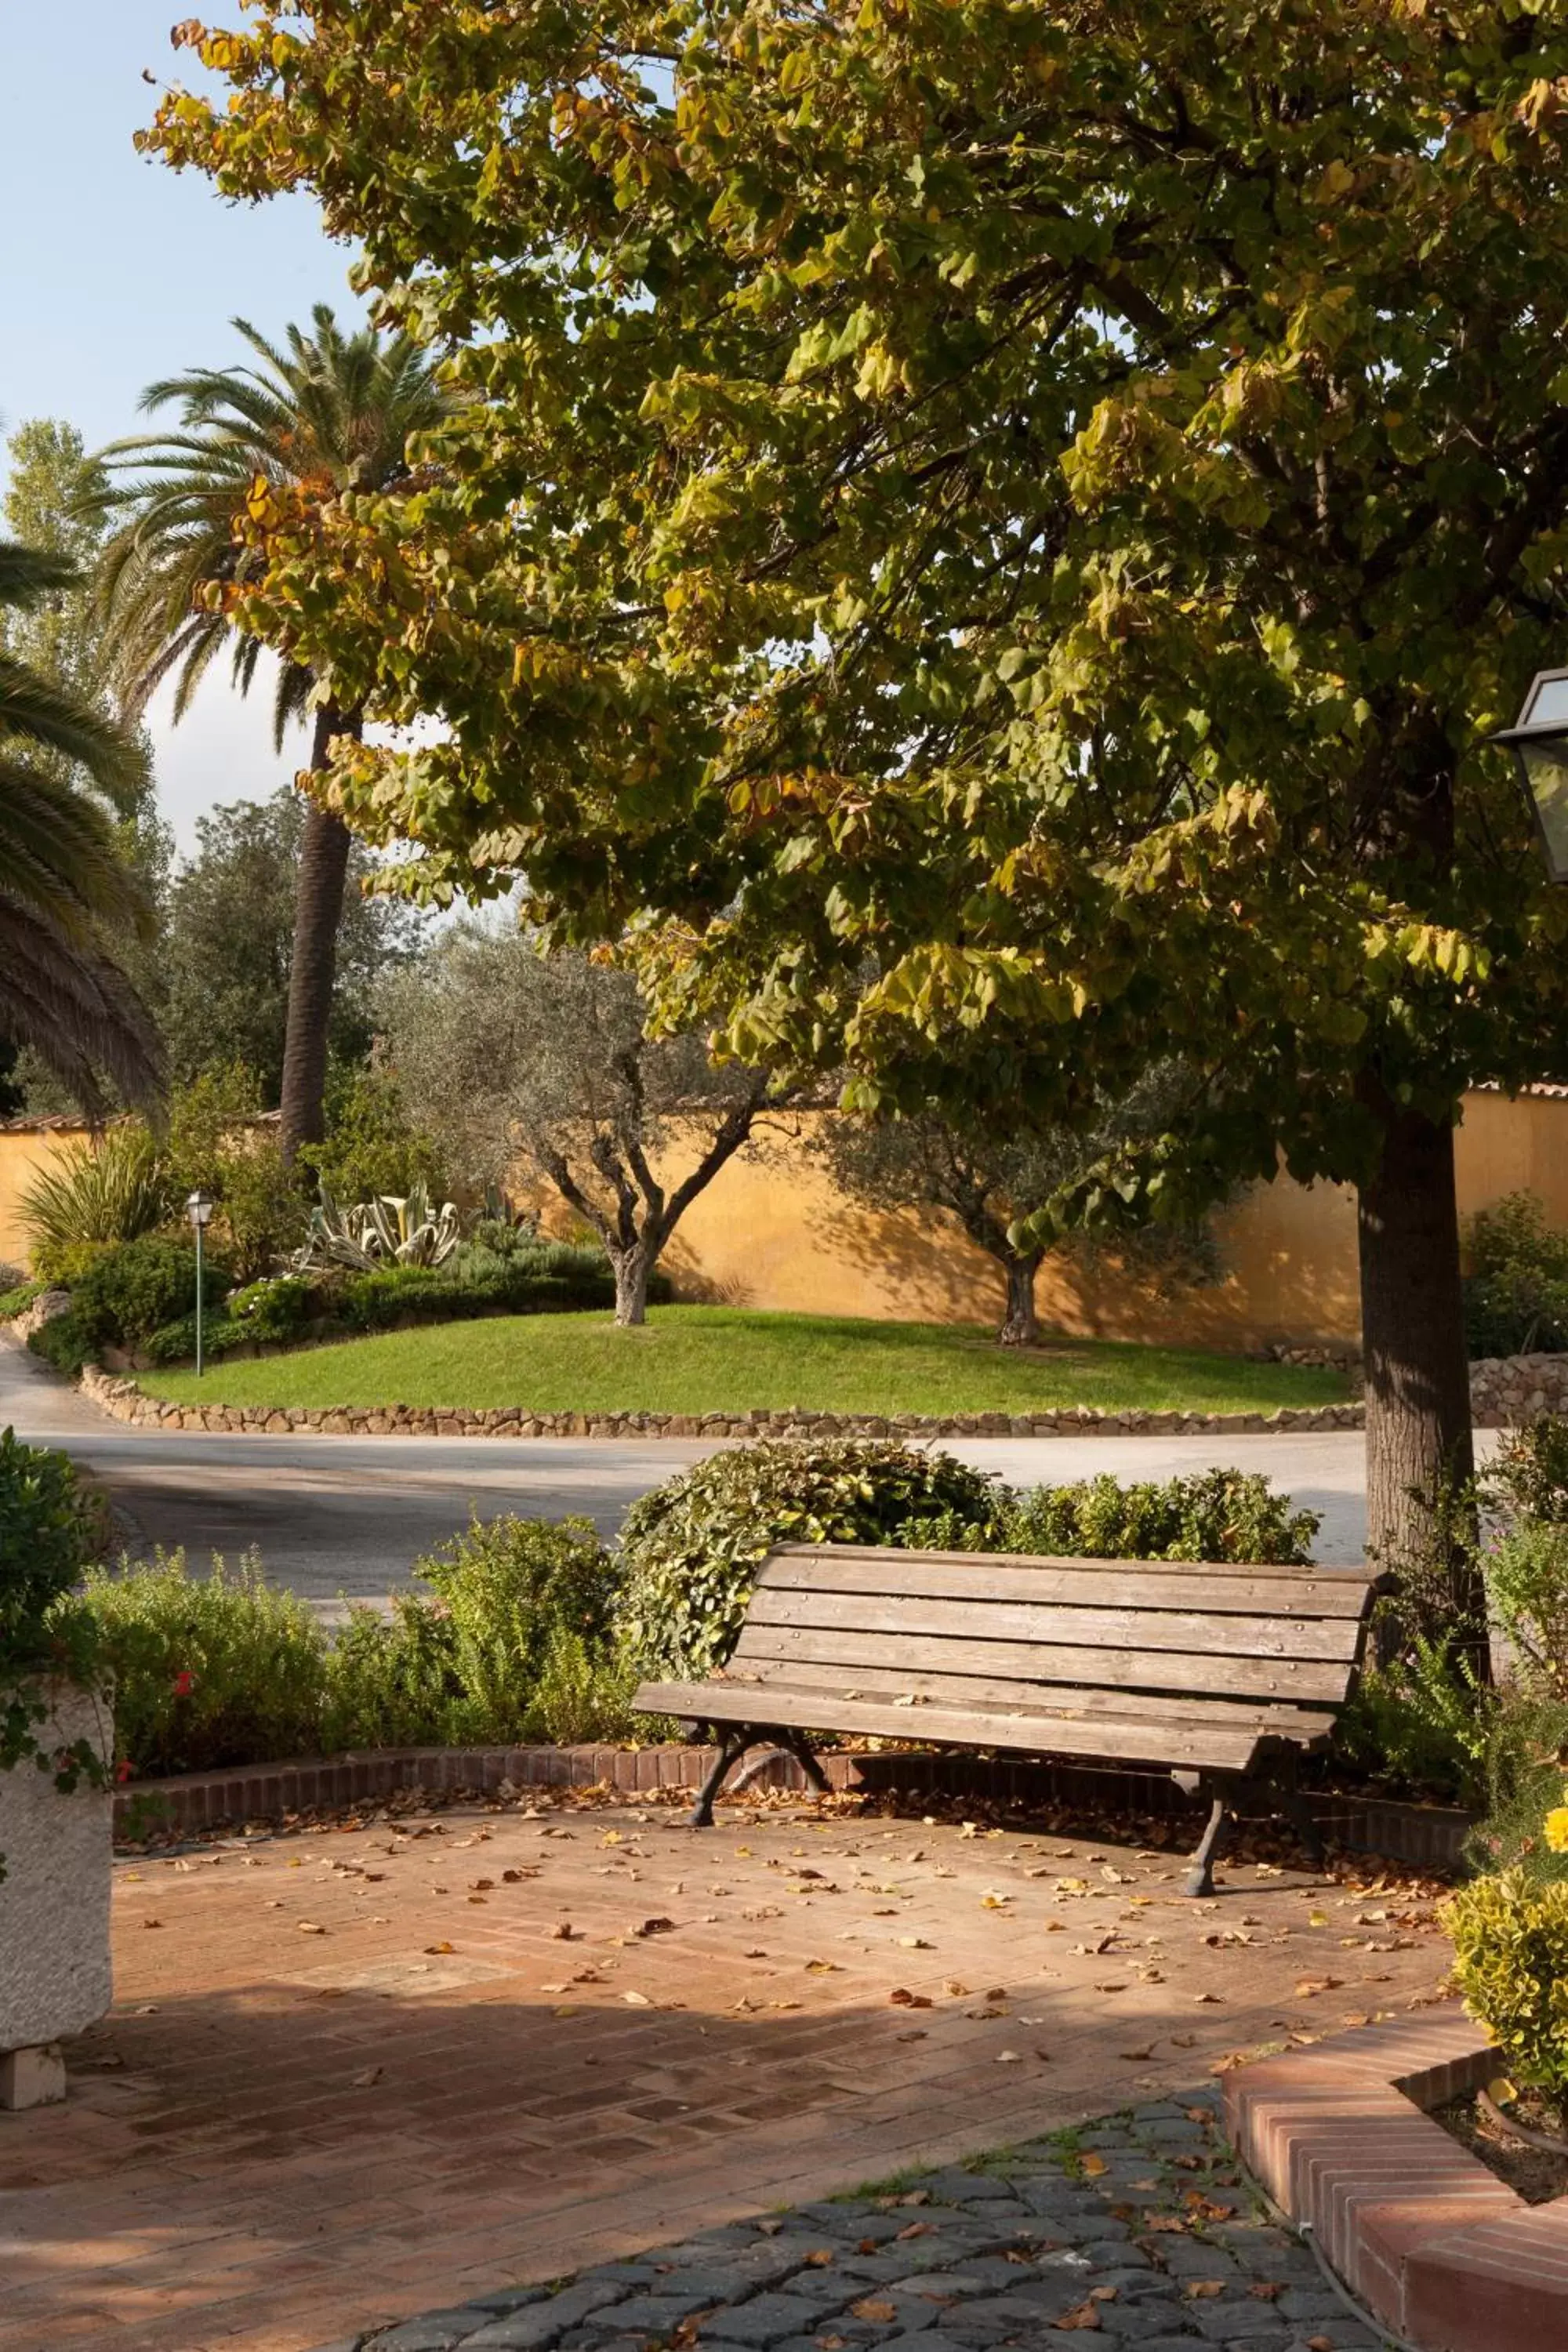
[0, 1679, 113, 2109]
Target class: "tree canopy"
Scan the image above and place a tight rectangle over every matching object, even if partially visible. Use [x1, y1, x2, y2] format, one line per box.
[160, 787, 424, 1097]
[144, 0, 1568, 1559]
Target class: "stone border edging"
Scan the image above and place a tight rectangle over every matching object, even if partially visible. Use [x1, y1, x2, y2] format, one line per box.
[81, 1362, 1367, 1439]
[80, 1356, 1559, 1436]
[1225, 2005, 1568, 2352]
[113, 1737, 1475, 1871]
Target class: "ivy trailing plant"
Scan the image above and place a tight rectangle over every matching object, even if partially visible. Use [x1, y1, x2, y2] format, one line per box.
[0, 1428, 109, 1876]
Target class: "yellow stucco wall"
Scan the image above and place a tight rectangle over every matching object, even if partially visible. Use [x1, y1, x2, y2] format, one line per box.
[4, 1087, 1565, 1348]
[0, 1127, 84, 1283]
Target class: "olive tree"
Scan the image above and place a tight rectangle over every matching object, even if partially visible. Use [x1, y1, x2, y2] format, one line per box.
[380, 927, 771, 1324]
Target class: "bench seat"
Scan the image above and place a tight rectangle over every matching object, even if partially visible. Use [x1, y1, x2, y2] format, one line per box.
[633, 1543, 1383, 1893]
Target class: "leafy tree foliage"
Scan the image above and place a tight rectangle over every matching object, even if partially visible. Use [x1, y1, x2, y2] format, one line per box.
[160, 788, 423, 1098]
[145, 4, 1568, 1571]
[816, 1065, 1225, 1346]
[380, 927, 776, 1323]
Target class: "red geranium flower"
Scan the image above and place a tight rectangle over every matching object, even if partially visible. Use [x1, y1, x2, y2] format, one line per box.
[115, 1760, 134, 1784]
[172, 1670, 195, 1697]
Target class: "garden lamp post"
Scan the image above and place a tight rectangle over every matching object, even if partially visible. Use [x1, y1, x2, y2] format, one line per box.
[186, 1189, 215, 1377]
[1491, 671, 1568, 881]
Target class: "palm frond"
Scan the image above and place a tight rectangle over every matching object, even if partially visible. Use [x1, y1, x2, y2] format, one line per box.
[0, 891, 165, 1120]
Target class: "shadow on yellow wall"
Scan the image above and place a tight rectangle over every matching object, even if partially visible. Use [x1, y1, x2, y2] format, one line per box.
[5, 1089, 1566, 1348]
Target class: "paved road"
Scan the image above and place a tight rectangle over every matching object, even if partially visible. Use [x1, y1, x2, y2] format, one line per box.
[0, 1330, 1381, 1604]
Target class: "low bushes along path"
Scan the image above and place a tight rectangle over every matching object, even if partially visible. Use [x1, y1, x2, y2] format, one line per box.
[9, 1784, 1450, 2352]
[138, 1307, 1347, 1420]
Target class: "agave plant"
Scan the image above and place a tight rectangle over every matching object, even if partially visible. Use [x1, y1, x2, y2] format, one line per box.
[293, 1183, 461, 1274]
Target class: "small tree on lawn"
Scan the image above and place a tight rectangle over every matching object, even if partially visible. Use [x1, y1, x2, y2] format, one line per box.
[816, 1065, 1226, 1348]
[381, 927, 773, 1326]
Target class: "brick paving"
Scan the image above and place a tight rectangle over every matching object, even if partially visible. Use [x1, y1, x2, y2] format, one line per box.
[0, 1791, 1451, 2352]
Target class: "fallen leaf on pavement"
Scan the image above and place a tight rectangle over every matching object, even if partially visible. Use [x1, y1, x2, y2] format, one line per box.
[1080, 2152, 1109, 2178]
[296, 1921, 327, 1936]
[423, 1941, 455, 1955]
[851, 2299, 898, 2322]
[1294, 1976, 1343, 1998]
[622, 1991, 652, 2005]
[636, 1917, 676, 1937]
[1118, 2045, 1154, 2061]
[351, 2067, 383, 2087]
[1183, 2281, 1225, 2299]
[550, 1923, 579, 1940]
[889, 1987, 932, 2008]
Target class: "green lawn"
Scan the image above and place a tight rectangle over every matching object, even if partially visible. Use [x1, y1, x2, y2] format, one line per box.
[140, 1305, 1348, 1417]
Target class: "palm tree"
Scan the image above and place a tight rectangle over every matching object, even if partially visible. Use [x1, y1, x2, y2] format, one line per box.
[0, 543, 163, 1116]
[96, 307, 448, 1163]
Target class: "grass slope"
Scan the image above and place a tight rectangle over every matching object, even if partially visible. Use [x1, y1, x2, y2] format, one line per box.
[140, 1305, 1348, 1417]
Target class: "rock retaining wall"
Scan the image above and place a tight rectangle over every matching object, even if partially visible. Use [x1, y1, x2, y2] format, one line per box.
[78, 1352, 1568, 1437]
[1468, 1349, 1568, 1425]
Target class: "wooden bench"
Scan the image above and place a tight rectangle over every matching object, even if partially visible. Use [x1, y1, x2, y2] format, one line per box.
[633, 1544, 1383, 1896]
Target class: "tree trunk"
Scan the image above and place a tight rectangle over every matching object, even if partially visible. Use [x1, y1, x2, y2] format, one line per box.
[997, 1251, 1043, 1347]
[612, 1244, 652, 1328]
[1356, 1083, 1483, 1634]
[278, 704, 362, 1168]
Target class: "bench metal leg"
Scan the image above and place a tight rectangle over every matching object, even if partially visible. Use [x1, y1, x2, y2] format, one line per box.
[1275, 1752, 1327, 1871]
[1184, 1795, 1232, 1899]
[689, 1729, 754, 1828]
[696, 1728, 833, 1820]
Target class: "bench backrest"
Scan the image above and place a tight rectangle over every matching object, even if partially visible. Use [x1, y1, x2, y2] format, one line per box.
[728, 1544, 1381, 1740]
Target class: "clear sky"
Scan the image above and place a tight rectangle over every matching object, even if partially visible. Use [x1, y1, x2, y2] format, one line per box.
[2, 4, 363, 851]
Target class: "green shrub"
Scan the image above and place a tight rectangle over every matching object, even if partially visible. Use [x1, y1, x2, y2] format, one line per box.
[1446, 1868, 1568, 2104]
[165, 1064, 312, 1279]
[27, 1310, 94, 1379]
[617, 1440, 1007, 1679]
[336, 1250, 632, 1332]
[72, 1236, 232, 1351]
[227, 1274, 318, 1341]
[141, 1313, 247, 1368]
[0, 1280, 42, 1321]
[297, 1067, 448, 1205]
[1464, 1191, 1568, 1358]
[20, 1127, 172, 1279]
[85, 1549, 330, 1777]
[0, 1429, 96, 1661]
[1337, 1635, 1494, 1806]
[1488, 1415, 1568, 1525]
[994, 1468, 1319, 1564]
[38, 1240, 116, 1291]
[323, 1515, 623, 1747]
[1465, 1690, 1568, 1886]
[321, 1594, 459, 1750]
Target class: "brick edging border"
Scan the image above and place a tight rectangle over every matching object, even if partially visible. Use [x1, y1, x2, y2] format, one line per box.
[113, 1739, 1475, 1871]
[81, 1362, 1366, 1439]
[1225, 2006, 1568, 2352]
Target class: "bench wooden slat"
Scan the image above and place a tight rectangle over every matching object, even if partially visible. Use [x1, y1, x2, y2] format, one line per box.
[711, 1657, 1338, 1740]
[742, 1585, 1363, 1662]
[635, 1680, 1265, 1773]
[731, 1619, 1355, 1702]
[774, 1544, 1375, 1586]
[764, 1550, 1376, 1619]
